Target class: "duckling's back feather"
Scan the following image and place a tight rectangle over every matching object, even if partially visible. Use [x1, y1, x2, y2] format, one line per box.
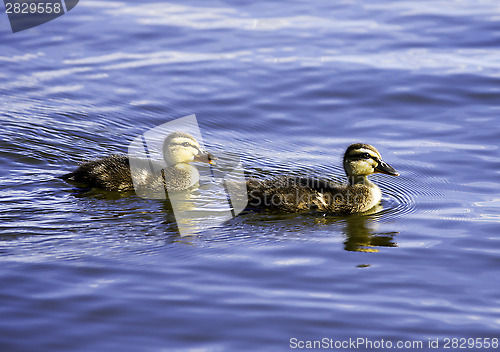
[60, 155, 134, 191]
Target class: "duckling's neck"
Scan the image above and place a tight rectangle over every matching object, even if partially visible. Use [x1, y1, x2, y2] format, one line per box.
[170, 163, 199, 180]
[348, 175, 370, 186]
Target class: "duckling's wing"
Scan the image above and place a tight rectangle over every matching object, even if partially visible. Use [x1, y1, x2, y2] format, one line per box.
[245, 176, 344, 212]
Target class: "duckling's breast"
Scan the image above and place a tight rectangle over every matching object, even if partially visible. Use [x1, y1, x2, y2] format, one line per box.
[341, 182, 381, 213]
[163, 164, 200, 192]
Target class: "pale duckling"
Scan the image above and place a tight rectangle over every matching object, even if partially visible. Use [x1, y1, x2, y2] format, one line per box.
[246, 143, 398, 214]
[60, 132, 215, 192]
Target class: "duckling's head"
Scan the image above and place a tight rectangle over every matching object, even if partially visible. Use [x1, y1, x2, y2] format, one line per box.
[343, 143, 399, 178]
[163, 132, 216, 167]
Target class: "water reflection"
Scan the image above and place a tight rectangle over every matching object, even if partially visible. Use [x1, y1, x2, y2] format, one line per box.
[342, 206, 399, 252]
[166, 199, 401, 252]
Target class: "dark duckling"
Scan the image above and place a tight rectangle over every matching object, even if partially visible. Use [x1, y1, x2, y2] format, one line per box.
[246, 143, 398, 214]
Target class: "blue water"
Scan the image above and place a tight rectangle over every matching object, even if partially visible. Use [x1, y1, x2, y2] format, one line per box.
[2, 0, 500, 351]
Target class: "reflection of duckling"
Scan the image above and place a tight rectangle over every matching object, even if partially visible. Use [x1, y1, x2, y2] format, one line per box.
[247, 143, 399, 214]
[343, 214, 398, 252]
[60, 132, 215, 192]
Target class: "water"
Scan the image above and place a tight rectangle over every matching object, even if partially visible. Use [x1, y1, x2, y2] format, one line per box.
[2, 0, 500, 351]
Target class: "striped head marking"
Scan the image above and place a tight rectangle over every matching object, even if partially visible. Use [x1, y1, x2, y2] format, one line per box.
[163, 132, 215, 166]
[343, 143, 398, 177]
[163, 132, 203, 166]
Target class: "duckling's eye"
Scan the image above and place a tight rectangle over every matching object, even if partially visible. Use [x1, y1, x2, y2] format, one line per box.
[361, 153, 371, 159]
[182, 142, 192, 147]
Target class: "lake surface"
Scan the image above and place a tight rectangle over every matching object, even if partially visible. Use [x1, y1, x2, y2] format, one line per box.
[2, 0, 500, 351]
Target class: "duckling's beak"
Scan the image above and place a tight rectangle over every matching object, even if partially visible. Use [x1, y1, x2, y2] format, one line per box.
[375, 159, 399, 176]
[193, 151, 217, 165]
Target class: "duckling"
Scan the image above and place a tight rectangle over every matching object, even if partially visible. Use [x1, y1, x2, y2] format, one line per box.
[60, 132, 215, 193]
[246, 143, 398, 214]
